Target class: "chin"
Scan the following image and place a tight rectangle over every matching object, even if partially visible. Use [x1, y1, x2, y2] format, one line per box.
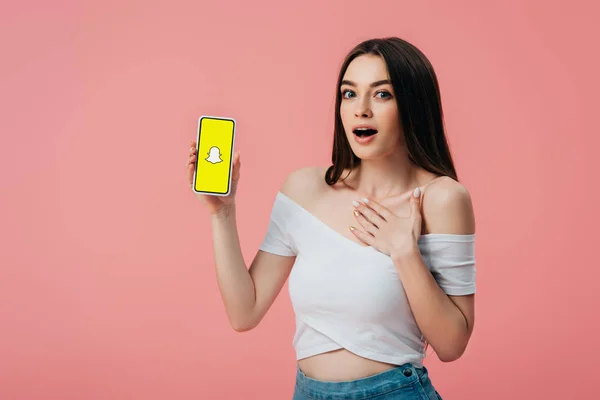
[348, 142, 396, 161]
[350, 146, 389, 161]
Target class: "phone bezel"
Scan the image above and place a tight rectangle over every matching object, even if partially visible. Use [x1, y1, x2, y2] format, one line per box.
[192, 115, 236, 197]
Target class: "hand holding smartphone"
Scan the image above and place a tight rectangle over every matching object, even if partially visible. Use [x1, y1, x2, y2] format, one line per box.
[187, 115, 240, 215]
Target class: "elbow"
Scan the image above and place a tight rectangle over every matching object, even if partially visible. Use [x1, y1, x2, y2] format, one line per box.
[231, 322, 255, 333]
[229, 317, 259, 333]
[436, 340, 469, 363]
[438, 346, 466, 363]
[437, 325, 473, 362]
[232, 325, 252, 333]
[438, 350, 463, 363]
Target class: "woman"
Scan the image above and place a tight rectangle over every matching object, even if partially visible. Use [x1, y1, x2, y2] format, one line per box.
[186, 37, 476, 400]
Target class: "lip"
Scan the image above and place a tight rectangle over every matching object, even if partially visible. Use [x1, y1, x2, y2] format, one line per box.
[353, 133, 377, 145]
[352, 124, 377, 132]
[352, 124, 378, 145]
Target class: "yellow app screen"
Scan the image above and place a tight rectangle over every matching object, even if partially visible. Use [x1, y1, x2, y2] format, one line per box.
[193, 116, 235, 195]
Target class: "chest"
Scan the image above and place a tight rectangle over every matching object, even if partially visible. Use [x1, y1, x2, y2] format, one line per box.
[303, 193, 413, 248]
[286, 203, 415, 319]
[288, 239, 411, 320]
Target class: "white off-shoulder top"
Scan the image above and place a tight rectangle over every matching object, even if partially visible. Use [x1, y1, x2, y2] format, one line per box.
[259, 191, 476, 368]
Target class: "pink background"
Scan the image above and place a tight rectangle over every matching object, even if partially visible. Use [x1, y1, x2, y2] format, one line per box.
[1, 1, 598, 399]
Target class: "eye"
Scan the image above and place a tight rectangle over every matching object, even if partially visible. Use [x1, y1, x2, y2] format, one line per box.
[375, 91, 392, 99]
[341, 89, 355, 99]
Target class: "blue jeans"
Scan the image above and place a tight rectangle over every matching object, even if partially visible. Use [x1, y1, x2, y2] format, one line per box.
[292, 363, 442, 400]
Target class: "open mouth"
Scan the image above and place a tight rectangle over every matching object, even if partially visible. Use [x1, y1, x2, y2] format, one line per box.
[353, 128, 378, 137]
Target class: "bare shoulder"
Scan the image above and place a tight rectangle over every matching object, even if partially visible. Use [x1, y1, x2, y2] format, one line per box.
[421, 176, 476, 235]
[279, 166, 329, 204]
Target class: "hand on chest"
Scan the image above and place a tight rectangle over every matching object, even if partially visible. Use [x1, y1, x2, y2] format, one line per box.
[310, 194, 414, 248]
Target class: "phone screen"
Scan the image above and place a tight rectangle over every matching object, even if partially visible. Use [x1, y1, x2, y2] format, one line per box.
[193, 116, 236, 196]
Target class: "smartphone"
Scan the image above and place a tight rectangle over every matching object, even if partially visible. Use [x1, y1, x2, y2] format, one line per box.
[192, 115, 236, 196]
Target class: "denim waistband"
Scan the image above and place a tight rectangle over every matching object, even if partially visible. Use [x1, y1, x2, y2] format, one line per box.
[294, 363, 429, 400]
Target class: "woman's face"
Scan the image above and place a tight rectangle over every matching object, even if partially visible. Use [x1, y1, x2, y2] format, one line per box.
[339, 54, 403, 160]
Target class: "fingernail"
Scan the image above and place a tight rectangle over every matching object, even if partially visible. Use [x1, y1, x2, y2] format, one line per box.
[362, 198, 369, 204]
[353, 210, 360, 217]
[349, 226, 355, 231]
[352, 200, 360, 207]
[413, 187, 421, 198]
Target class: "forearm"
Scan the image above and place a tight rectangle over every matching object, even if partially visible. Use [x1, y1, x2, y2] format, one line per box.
[210, 205, 257, 329]
[392, 248, 470, 362]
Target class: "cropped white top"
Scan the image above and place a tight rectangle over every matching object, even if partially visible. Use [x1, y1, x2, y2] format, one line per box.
[259, 191, 476, 368]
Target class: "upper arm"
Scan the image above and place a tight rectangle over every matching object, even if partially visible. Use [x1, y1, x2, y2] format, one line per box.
[247, 250, 295, 326]
[422, 178, 475, 236]
[246, 167, 320, 326]
[423, 178, 476, 334]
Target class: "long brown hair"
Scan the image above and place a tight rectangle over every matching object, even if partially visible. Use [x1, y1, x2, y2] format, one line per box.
[325, 37, 459, 185]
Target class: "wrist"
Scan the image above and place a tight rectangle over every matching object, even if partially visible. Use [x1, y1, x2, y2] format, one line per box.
[390, 241, 420, 264]
[211, 204, 236, 221]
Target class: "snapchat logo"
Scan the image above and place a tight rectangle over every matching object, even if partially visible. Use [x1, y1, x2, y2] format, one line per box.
[206, 146, 223, 164]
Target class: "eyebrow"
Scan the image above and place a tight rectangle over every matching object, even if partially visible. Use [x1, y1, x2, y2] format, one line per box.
[340, 79, 391, 88]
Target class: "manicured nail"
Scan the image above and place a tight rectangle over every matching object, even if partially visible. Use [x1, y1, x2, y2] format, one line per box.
[352, 200, 360, 207]
[413, 187, 421, 198]
[349, 226, 356, 231]
[362, 198, 369, 204]
[353, 210, 360, 217]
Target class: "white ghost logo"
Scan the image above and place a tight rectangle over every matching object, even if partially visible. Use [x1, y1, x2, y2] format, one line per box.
[206, 146, 223, 164]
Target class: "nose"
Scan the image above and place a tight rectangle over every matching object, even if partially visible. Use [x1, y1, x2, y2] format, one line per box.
[354, 99, 372, 118]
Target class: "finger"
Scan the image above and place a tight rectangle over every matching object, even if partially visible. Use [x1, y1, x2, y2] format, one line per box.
[188, 163, 194, 186]
[353, 200, 385, 228]
[359, 197, 393, 221]
[190, 146, 196, 155]
[231, 150, 241, 180]
[187, 154, 197, 184]
[353, 209, 377, 235]
[349, 226, 374, 246]
[410, 187, 422, 219]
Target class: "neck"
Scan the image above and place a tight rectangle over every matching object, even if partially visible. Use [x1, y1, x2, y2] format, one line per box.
[345, 151, 419, 200]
